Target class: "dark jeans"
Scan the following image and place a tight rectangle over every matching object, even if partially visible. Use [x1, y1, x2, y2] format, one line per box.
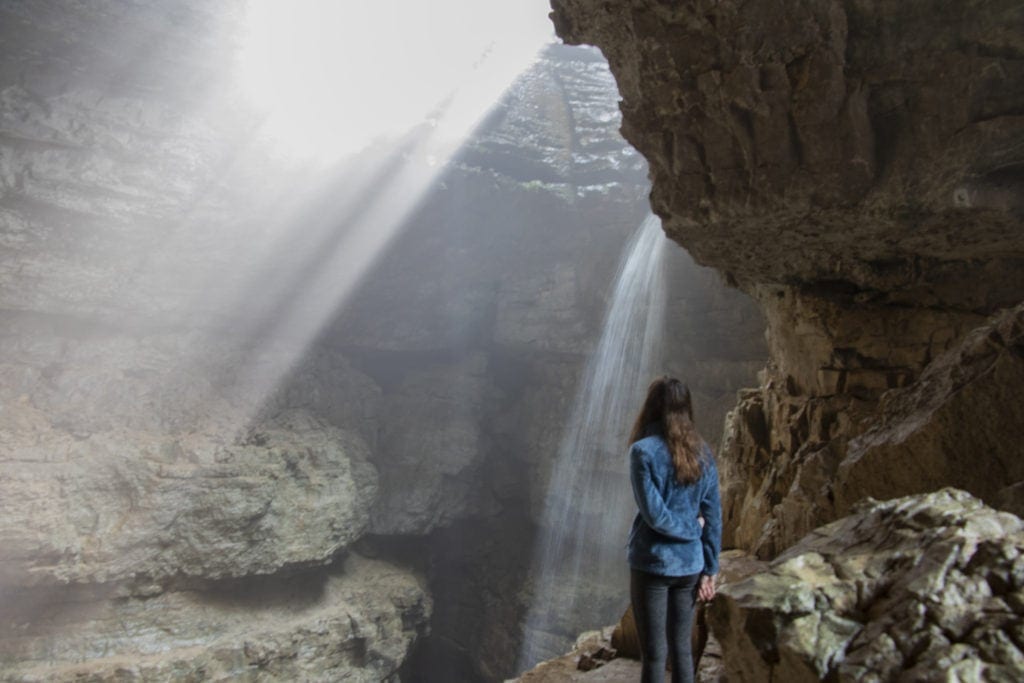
[629, 568, 701, 683]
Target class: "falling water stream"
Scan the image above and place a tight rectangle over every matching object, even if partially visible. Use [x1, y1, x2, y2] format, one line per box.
[518, 213, 668, 669]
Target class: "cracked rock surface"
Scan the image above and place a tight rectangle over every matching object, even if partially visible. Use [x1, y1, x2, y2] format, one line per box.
[709, 488, 1024, 681]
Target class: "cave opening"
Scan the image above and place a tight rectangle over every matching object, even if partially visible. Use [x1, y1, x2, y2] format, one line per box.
[0, 2, 769, 682]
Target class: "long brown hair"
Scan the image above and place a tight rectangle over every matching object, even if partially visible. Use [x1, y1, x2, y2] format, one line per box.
[629, 376, 704, 484]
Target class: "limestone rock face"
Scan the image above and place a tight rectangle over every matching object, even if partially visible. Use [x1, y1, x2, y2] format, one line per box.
[1, 407, 376, 588]
[838, 302, 1024, 517]
[719, 299, 1024, 557]
[1, 555, 430, 683]
[550, 0, 1024, 307]
[0, 318, 380, 588]
[709, 489, 1024, 682]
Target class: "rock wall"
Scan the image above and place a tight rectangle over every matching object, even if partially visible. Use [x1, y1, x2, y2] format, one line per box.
[550, 0, 1024, 558]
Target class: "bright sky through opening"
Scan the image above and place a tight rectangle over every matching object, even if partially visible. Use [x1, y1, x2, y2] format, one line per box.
[214, 0, 558, 422]
[239, 0, 557, 161]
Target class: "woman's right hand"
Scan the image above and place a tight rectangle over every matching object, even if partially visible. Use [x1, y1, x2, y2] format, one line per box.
[698, 574, 716, 602]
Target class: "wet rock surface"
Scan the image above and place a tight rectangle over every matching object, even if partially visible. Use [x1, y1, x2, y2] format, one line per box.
[709, 489, 1024, 681]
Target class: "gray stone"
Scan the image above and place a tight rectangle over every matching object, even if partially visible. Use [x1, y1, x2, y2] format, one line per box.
[0, 555, 430, 682]
[0, 408, 376, 588]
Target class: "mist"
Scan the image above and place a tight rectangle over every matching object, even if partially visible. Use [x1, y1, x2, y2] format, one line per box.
[0, 3, 765, 681]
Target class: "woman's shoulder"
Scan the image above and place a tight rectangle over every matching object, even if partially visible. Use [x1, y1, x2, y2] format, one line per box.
[630, 434, 668, 459]
[631, 433, 666, 448]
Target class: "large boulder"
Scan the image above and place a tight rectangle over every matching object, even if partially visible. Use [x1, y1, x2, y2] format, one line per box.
[709, 489, 1024, 681]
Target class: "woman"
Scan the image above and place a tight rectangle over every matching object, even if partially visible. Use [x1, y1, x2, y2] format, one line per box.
[626, 377, 721, 683]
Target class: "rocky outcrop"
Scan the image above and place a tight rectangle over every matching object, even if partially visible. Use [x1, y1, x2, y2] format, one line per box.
[717, 298, 1024, 557]
[837, 303, 1024, 518]
[0, 316, 380, 589]
[1, 407, 375, 588]
[550, 0, 1024, 560]
[1, 554, 430, 682]
[550, 0, 1024, 305]
[709, 489, 1024, 681]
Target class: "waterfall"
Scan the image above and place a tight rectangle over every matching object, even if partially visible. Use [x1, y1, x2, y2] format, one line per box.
[518, 213, 668, 669]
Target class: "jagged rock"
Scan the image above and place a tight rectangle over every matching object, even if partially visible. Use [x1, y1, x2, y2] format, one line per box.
[709, 489, 1024, 682]
[512, 627, 628, 682]
[718, 300, 1024, 557]
[0, 554, 430, 682]
[837, 302, 1024, 517]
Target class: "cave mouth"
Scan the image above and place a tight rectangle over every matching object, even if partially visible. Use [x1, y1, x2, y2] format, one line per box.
[0, 3, 772, 682]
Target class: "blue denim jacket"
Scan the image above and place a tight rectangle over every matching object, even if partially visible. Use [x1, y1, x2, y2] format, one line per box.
[626, 433, 722, 577]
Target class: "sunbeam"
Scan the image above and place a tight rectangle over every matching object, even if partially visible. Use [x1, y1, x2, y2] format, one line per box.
[237, 0, 555, 162]
[187, 0, 556, 432]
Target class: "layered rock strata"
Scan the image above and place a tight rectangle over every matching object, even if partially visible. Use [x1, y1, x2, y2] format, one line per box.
[550, 0, 1024, 557]
[709, 489, 1024, 681]
[1, 555, 430, 683]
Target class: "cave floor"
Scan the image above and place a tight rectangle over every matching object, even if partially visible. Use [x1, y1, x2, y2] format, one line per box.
[513, 634, 725, 682]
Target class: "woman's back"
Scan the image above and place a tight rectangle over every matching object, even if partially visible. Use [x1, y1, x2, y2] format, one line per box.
[624, 377, 722, 683]
[626, 433, 721, 578]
